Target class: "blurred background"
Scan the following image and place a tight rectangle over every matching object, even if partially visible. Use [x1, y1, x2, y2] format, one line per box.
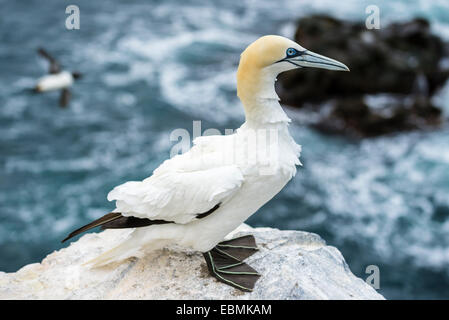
[1, 0, 449, 299]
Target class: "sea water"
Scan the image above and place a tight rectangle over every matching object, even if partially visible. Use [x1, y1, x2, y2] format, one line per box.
[0, 0, 449, 299]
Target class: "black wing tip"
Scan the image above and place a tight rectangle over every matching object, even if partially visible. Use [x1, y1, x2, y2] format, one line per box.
[37, 47, 50, 58]
[60, 212, 123, 244]
[61, 229, 81, 243]
[72, 71, 82, 79]
[61, 211, 182, 244]
[59, 88, 71, 108]
[196, 203, 221, 219]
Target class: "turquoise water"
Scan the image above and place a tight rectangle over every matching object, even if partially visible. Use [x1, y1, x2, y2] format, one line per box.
[1, 0, 449, 299]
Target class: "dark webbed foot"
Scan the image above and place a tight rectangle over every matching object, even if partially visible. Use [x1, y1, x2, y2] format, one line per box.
[216, 234, 258, 260]
[203, 235, 261, 292]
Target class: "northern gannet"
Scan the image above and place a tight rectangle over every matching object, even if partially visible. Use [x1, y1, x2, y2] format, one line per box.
[34, 48, 82, 108]
[62, 35, 348, 292]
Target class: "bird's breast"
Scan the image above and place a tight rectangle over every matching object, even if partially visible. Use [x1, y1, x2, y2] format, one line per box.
[181, 167, 293, 252]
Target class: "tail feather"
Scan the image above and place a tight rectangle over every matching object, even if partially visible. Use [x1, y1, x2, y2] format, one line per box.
[84, 226, 180, 268]
[81, 223, 181, 268]
[84, 239, 141, 267]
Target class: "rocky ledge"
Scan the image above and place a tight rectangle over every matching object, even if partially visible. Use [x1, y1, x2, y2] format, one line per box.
[278, 16, 449, 138]
[0, 224, 383, 300]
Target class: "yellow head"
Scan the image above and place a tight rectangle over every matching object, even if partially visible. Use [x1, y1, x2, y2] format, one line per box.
[237, 35, 348, 106]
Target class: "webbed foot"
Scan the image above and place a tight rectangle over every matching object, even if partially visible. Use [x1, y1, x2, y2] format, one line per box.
[203, 235, 260, 292]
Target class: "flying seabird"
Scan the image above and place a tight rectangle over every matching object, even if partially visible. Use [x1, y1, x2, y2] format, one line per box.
[62, 35, 349, 292]
[34, 48, 82, 108]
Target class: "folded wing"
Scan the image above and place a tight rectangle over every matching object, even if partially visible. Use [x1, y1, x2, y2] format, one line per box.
[108, 139, 244, 224]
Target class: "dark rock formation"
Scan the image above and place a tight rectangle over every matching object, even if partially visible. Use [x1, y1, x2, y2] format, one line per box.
[277, 16, 449, 138]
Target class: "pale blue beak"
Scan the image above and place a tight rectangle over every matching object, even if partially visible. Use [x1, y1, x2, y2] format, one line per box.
[287, 50, 349, 72]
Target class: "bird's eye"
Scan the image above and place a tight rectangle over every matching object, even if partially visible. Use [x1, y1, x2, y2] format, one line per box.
[286, 48, 297, 57]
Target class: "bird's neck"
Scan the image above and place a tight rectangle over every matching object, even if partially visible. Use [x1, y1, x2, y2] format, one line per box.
[237, 65, 290, 126]
[242, 98, 291, 129]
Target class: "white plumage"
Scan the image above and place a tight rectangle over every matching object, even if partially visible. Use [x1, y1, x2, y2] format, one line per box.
[35, 71, 73, 92]
[92, 119, 301, 265]
[69, 35, 348, 268]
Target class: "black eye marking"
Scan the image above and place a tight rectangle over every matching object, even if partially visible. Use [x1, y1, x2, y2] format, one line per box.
[286, 48, 307, 58]
[286, 48, 297, 57]
[274, 49, 307, 64]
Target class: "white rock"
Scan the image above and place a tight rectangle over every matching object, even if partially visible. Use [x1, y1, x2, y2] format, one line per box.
[0, 224, 384, 300]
